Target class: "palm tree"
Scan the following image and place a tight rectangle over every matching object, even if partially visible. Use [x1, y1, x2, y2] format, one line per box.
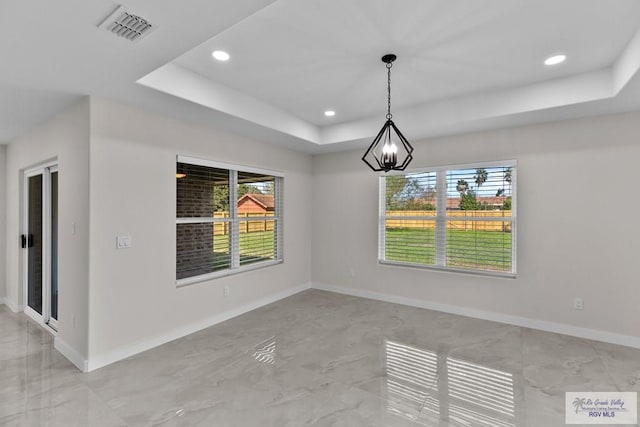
[504, 167, 512, 195]
[385, 175, 408, 209]
[456, 179, 469, 194]
[474, 168, 488, 188]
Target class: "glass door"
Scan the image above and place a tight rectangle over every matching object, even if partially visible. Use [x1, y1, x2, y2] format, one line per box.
[50, 169, 58, 325]
[26, 174, 43, 315]
[24, 165, 58, 331]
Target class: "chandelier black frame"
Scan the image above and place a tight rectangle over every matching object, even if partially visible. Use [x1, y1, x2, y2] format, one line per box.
[362, 54, 414, 172]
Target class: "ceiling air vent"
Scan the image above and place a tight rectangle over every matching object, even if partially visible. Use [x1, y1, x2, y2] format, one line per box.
[98, 5, 155, 42]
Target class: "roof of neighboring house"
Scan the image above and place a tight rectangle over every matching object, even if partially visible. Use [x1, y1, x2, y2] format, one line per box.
[446, 195, 507, 209]
[476, 196, 508, 205]
[238, 193, 275, 210]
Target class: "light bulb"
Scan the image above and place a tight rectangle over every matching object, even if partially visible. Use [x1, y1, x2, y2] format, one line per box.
[381, 140, 398, 170]
[382, 141, 398, 154]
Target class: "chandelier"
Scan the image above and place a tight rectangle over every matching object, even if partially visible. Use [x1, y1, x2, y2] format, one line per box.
[362, 54, 414, 172]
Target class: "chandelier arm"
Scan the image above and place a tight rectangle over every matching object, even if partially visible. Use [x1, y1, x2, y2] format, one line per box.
[362, 120, 393, 171]
[389, 121, 414, 153]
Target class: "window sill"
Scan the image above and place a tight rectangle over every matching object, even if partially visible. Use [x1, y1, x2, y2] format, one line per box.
[176, 259, 283, 288]
[379, 260, 516, 279]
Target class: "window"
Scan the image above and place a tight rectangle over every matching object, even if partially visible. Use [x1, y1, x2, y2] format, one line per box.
[176, 156, 283, 285]
[380, 161, 515, 276]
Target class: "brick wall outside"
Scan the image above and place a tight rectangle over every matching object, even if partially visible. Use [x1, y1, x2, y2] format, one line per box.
[176, 163, 221, 217]
[176, 223, 218, 279]
[176, 163, 227, 279]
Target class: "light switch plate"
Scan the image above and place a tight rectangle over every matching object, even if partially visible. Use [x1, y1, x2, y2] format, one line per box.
[116, 235, 132, 249]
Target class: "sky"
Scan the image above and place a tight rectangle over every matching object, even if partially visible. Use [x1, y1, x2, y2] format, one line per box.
[406, 167, 513, 198]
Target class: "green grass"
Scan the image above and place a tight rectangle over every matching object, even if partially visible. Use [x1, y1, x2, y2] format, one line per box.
[212, 231, 276, 269]
[210, 228, 512, 273]
[385, 228, 512, 272]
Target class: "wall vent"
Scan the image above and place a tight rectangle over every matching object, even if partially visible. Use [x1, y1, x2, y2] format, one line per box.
[98, 5, 155, 42]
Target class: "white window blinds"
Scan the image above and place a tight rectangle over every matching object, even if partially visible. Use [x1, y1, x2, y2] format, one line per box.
[380, 162, 515, 276]
[176, 156, 283, 285]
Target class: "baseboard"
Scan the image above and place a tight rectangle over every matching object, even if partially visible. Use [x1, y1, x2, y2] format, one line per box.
[0, 297, 23, 313]
[86, 282, 311, 372]
[54, 337, 89, 372]
[311, 282, 640, 350]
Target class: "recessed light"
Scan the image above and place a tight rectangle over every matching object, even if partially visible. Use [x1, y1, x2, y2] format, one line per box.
[212, 50, 230, 61]
[324, 110, 336, 117]
[544, 54, 566, 66]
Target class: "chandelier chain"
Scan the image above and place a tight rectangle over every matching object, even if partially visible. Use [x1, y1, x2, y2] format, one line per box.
[386, 61, 392, 120]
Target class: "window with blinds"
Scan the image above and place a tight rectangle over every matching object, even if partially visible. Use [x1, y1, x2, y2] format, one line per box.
[380, 162, 515, 276]
[176, 156, 283, 285]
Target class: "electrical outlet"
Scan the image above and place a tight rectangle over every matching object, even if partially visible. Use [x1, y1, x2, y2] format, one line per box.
[223, 286, 230, 297]
[573, 297, 584, 310]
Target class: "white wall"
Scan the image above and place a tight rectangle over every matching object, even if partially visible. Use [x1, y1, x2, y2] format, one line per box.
[0, 145, 6, 302]
[8, 95, 639, 370]
[312, 111, 640, 344]
[5, 99, 90, 358]
[87, 97, 312, 367]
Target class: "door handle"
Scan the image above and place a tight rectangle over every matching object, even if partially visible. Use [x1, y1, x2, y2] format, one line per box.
[21, 234, 26, 248]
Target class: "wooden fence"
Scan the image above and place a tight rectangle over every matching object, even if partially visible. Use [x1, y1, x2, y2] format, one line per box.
[213, 212, 275, 236]
[386, 210, 512, 232]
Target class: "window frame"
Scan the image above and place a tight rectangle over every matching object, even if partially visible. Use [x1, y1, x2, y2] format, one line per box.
[379, 160, 517, 278]
[176, 155, 284, 287]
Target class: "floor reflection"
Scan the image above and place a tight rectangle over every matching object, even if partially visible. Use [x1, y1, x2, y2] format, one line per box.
[252, 336, 276, 365]
[5, 291, 640, 426]
[447, 356, 515, 427]
[385, 340, 438, 422]
[385, 340, 516, 426]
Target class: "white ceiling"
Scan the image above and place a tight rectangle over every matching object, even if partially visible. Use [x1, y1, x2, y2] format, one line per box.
[2, 0, 640, 153]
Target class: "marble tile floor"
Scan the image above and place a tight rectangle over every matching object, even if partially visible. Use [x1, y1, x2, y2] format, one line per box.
[1, 289, 639, 426]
